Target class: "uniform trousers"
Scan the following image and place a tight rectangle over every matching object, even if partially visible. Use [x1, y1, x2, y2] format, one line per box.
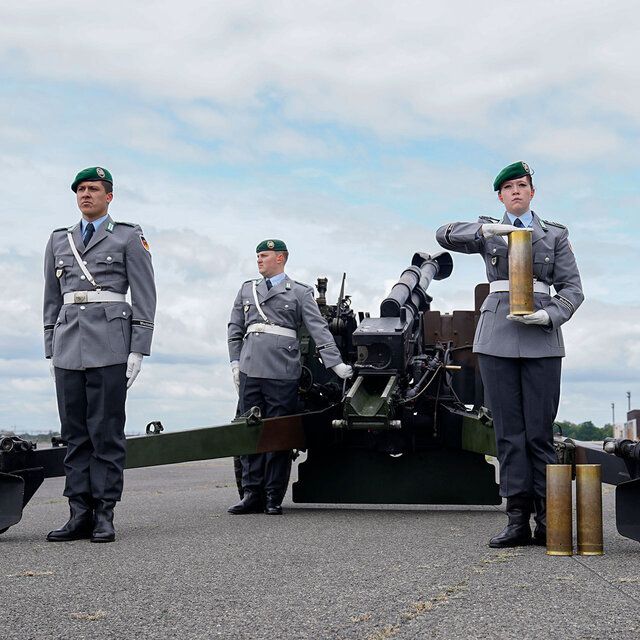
[54, 364, 128, 502]
[477, 355, 561, 499]
[238, 373, 298, 502]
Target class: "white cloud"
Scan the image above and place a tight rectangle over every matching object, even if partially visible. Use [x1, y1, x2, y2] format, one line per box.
[1, 1, 638, 148]
[1, 1, 639, 433]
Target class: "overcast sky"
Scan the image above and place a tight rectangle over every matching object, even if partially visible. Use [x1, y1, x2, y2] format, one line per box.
[1, 1, 639, 434]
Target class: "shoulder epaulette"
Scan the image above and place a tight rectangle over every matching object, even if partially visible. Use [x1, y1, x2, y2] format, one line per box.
[115, 221, 137, 227]
[52, 226, 70, 233]
[241, 278, 261, 287]
[478, 215, 499, 223]
[294, 280, 312, 290]
[542, 219, 566, 229]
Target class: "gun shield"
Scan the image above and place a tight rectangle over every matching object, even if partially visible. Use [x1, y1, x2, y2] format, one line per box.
[508, 229, 534, 315]
[576, 464, 604, 555]
[546, 464, 573, 556]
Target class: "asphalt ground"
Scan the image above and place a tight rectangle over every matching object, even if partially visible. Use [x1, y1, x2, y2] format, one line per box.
[2, 457, 640, 640]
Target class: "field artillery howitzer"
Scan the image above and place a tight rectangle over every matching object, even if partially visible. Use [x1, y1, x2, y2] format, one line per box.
[292, 250, 502, 505]
[2, 252, 640, 544]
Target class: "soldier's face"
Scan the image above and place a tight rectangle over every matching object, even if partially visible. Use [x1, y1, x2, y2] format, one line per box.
[257, 251, 284, 277]
[498, 178, 534, 216]
[76, 181, 113, 219]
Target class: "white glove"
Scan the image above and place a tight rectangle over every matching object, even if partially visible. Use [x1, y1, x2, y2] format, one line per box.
[126, 352, 143, 388]
[507, 310, 551, 326]
[332, 363, 354, 379]
[481, 223, 529, 238]
[49, 360, 55, 379]
[231, 361, 240, 393]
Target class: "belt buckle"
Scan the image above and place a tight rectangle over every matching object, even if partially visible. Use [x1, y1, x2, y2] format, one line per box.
[73, 291, 88, 303]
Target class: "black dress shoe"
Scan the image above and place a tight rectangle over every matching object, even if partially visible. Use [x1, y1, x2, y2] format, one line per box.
[227, 491, 262, 514]
[91, 500, 116, 543]
[264, 492, 283, 515]
[489, 496, 533, 548]
[47, 497, 93, 542]
[533, 525, 546, 546]
[264, 503, 283, 515]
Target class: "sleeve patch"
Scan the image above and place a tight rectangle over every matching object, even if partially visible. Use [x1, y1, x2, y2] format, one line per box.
[140, 235, 150, 252]
[554, 295, 575, 314]
[132, 319, 154, 329]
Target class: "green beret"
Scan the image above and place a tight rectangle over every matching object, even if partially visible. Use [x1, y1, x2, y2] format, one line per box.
[493, 161, 534, 191]
[256, 239, 287, 253]
[71, 167, 113, 192]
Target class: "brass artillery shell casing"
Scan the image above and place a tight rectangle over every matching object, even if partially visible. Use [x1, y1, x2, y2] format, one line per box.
[546, 464, 573, 556]
[508, 229, 534, 315]
[576, 465, 604, 555]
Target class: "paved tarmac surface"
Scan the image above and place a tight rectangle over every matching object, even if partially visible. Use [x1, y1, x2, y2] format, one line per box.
[2, 456, 640, 640]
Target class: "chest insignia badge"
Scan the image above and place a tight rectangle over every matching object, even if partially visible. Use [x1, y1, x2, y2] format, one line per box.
[56, 269, 63, 278]
[491, 256, 498, 266]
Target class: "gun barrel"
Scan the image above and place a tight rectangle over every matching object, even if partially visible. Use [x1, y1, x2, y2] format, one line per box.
[380, 251, 453, 318]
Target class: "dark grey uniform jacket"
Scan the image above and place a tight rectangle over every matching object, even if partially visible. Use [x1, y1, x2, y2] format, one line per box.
[436, 212, 584, 358]
[43, 215, 156, 370]
[228, 275, 343, 380]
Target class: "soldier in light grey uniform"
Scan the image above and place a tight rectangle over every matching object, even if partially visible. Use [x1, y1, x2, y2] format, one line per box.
[227, 239, 353, 515]
[43, 167, 156, 543]
[436, 161, 583, 548]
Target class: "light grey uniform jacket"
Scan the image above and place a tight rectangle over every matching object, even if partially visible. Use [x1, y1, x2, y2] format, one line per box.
[43, 215, 156, 370]
[436, 212, 584, 358]
[228, 275, 343, 380]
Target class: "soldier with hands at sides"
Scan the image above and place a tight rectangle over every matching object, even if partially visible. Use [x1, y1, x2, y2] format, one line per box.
[43, 167, 156, 543]
[437, 162, 583, 548]
[227, 239, 353, 515]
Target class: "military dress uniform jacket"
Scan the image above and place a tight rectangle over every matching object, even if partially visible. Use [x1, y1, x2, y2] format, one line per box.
[228, 275, 343, 380]
[436, 212, 583, 358]
[43, 215, 156, 370]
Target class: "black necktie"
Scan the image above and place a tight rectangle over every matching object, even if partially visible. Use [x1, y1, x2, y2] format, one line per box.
[83, 222, 95, 246]
[266, 278, 273, 290]
[514, 218, 525, 228]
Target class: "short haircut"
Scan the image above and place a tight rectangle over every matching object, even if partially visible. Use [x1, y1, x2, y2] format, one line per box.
[102, 181, 113, 194]
[277, 251, 289, 263]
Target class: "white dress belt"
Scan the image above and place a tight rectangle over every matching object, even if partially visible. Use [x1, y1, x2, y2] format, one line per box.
[63, 291, 127, 304]
[246, 323, 297, 338]
[489, 280, 551, 295]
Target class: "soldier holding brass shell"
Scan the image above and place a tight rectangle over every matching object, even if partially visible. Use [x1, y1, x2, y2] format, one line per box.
[436, 161, 583, 548]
